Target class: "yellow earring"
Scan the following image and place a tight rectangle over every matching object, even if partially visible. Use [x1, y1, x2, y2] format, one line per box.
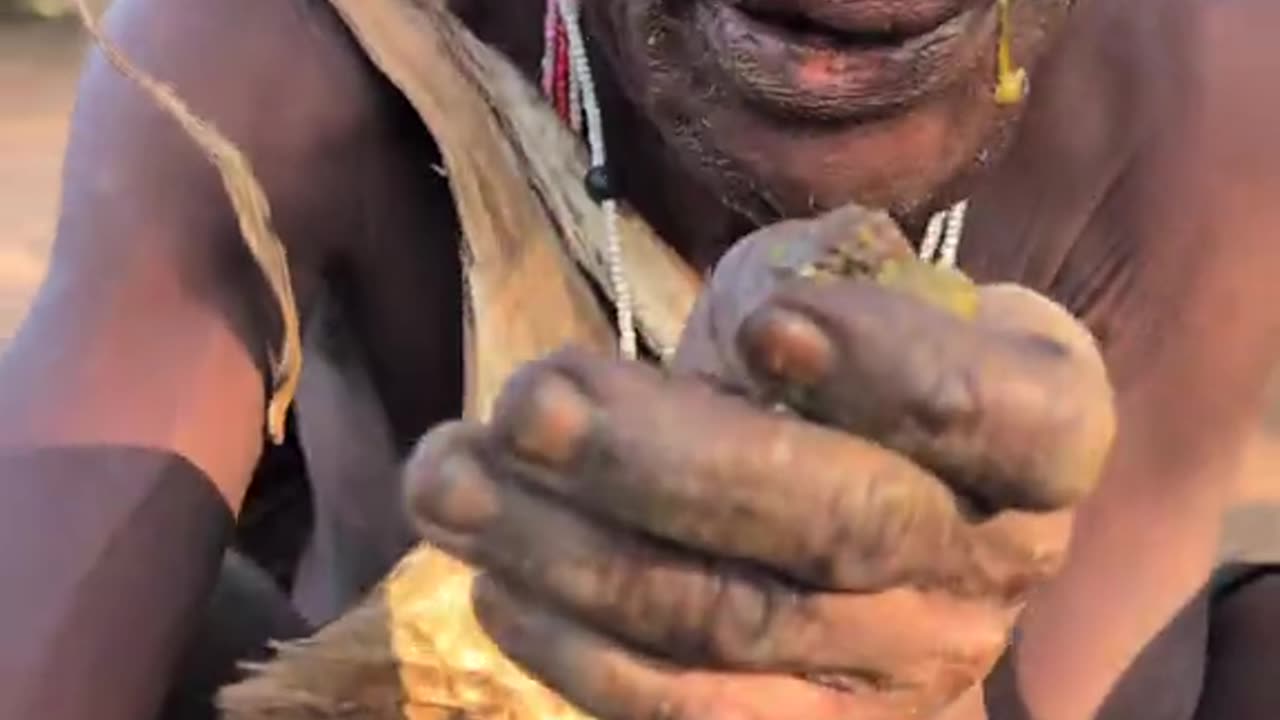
[994, 0, 1027, 105]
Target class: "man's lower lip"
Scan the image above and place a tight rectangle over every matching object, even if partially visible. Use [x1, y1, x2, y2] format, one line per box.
[696, 1, 981, 122]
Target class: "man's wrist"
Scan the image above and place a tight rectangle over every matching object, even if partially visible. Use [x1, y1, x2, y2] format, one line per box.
[0, 446, 233, 719]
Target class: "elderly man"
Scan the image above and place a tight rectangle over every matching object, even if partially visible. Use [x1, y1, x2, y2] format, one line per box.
[1, 0, 1278, 718]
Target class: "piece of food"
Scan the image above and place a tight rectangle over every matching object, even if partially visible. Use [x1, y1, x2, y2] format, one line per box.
[771, 211, 980, 320]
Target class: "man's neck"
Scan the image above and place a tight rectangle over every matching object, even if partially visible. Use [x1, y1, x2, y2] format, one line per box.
[591, 60, 756, 273]
[457, 0, 1149, 283]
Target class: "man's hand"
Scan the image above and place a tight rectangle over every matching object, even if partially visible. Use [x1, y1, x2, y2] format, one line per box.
[404, 206, 1116, 718]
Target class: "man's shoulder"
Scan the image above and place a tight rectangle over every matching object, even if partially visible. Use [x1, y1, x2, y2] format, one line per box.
[1105, 0, 1279, 136]
[49, 0, 453, 337]
[1114, 0, 1280, 191]
[105, 0, 388, 154]
[1171, 0, 1280, 204]
[77, 0, 442, 276]
[1126, 0, 1280, 332]
[1195, 0, 1280, 125]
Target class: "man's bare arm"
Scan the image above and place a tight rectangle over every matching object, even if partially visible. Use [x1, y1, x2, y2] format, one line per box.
[0, 0, 383, 716]
[980, 3, 1280, 716]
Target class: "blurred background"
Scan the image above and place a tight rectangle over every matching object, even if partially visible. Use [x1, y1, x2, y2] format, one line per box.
[0, 2, 90, 343]
[1, 3, 1277, 500]
[0, 6, 82, 340]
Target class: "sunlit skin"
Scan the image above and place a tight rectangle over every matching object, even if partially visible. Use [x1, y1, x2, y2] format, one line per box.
[3, 0, 1280, 717]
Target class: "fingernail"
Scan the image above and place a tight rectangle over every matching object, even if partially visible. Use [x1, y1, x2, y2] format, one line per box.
[418, 453, 500, 534]
[741, 307, 833, 386]
[509, 372, 594, 467]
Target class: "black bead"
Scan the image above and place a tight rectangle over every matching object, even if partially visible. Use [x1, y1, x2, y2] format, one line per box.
[584, 165, 616, 203]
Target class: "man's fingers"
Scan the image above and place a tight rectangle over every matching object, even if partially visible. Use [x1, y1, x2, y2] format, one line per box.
[406, 436, 1007, 676]
[434, 348, 1040, 594]
[487, 348, 962, 591]
[472, 576, 914, 720]
[735, 279, 1115, 512]
[672, 204, 1114, 514]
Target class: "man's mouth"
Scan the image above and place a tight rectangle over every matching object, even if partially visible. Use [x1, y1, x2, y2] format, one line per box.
[734, 0, 967, 46]
[694, 0, 990, 122]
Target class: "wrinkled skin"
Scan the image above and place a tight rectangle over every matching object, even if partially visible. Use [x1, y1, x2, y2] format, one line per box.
[5, 0, 1280, 718]
[406, 207, 1113, 717]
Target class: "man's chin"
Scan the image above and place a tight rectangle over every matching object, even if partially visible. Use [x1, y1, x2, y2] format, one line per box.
[675, 86, 1005, 222]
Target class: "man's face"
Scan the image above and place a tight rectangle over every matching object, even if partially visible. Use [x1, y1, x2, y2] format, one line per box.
[586, 0, 1072, 221]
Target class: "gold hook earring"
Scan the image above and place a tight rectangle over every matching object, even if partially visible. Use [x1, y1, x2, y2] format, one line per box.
[994, 0, 1028, 105]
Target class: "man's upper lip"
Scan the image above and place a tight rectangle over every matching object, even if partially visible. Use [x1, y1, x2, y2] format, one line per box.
[729, 0, 968, 39]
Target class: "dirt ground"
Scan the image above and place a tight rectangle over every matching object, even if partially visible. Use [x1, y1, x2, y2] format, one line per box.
[0, 17, 84, 343]
[1, 17, 1276, 503]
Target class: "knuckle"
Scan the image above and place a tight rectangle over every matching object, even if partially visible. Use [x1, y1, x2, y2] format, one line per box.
[821, 459, 933, 589]
[565, 531, 653, 625]
[914, 362, 981, 436]
[946, 333, 1112, 512]
[701, 572, 801, 666]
